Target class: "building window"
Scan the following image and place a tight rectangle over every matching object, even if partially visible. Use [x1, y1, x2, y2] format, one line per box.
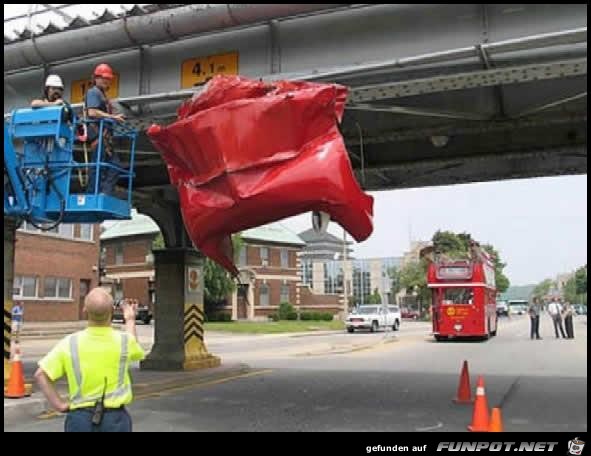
[20, 221, 39, 233]
[78, 224, 93, 241]
[59, 224, 74, 238]
[46, 224, 74, 238]
[259, 283, 269, 306]
[44, 277, 72, 299]
[352, 260, 371, 306]
[238, 246, 247, 266]
[260, 247, 269, 267]
[301, 260, 313, 286]
[115, 244, 124, 265]
[13, 276, 38, 298]
[280, 249, 289, 268]
[280, 282, 290, 303]
[323, 261, 343, 294]
[114, 282, 124, 301]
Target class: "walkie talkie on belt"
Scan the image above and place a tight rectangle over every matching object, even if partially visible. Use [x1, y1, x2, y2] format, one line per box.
[92, 377, 108, 426]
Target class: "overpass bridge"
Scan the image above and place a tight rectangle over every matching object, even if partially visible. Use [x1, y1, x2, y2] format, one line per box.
[4, 4, 587, 371]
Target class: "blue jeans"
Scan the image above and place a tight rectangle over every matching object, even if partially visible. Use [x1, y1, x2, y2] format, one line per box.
[65, 408, 132, 432]
[87, 151, 122, 195]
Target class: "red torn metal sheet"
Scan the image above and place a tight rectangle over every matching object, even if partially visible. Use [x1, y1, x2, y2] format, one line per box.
[147, 75, 373, 275]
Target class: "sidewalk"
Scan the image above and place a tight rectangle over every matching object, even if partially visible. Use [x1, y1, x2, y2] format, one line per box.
[18, 321, 90, 339]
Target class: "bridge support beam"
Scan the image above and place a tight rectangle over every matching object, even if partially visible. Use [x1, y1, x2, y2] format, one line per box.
[140, 248, 220, 371]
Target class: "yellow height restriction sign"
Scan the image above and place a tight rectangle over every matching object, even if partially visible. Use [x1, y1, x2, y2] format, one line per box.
[71, 73, 120, 104]
[181, 52, 239, 88]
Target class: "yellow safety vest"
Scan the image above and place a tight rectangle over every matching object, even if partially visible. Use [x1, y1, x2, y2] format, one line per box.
[69, 332, 130, 409]
[39, 327, 144, 410]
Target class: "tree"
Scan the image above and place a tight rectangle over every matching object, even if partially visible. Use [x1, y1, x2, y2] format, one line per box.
[366, 288, 382, 305]
[388, 266, 402, 303]
[203, 233, 243, 317]
[575, 265, 587, 295]
[533, 278, 554, 299]
[481, 244, 510, 294]
[399, 258, 431, 316]
[399, 259, 428, 292]
[151, 232, 165, 250]
[563, 275, 578, 304]
[432, 230, 468, 258]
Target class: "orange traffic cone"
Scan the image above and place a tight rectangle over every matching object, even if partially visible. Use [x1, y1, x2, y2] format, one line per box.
[467, 376, 489, 432]
[453, 360, 473, 404]
[488, 407, 503, 432]
[4, 346, 26, 399]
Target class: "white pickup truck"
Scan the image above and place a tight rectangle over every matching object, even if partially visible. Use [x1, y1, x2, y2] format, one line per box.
[346, 305, 401, 333]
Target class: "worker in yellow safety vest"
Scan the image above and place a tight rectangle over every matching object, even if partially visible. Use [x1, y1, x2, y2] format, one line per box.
[34, 288, 145, 432]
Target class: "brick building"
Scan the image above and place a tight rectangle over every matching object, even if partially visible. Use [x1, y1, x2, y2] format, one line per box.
[13, 221, 100, 321]
[228, 224, 304, 320]
[227, 224, 344, 320]
[99, 211, 160, 308]
[98, 214, 348, 321]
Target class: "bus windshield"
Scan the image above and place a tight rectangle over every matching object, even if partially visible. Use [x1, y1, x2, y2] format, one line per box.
[441, 288, 473, 305]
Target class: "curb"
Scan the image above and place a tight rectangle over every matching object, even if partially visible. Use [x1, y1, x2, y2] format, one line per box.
[293, 335, 398, 357]
[4, 396, 49, 422]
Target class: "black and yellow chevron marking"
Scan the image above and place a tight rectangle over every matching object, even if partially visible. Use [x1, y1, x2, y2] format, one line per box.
[4, 307, 11, 361]
[183, 304, 204, 344]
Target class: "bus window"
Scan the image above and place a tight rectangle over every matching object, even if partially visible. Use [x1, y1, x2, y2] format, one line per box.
[441, 288, 473, 305]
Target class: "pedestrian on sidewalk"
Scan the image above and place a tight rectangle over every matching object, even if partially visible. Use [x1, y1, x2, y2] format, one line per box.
[528, 296, 542, 340]
[34, 288, 145, 432]
[563, 301, 575, 339]
[11, 301, 24, 343]
[547, 296, 566, 339]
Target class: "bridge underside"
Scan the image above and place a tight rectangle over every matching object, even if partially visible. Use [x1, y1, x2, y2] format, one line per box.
[4, 5, 587, 199]
[131, 74, 587, 193]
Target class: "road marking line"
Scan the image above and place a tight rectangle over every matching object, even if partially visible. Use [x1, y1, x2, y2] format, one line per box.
[35, 369, 273, 418]
[37, 410, 64, 420]
[415, 422, 443, 431]
[135, 369, 273, 400]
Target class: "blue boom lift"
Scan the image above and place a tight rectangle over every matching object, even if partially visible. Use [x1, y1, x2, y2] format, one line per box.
[4, 105, 137, 228]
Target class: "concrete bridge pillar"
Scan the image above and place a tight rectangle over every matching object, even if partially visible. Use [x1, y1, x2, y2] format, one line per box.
[137, 199, 220, 371]
[140, 248, 220, 370]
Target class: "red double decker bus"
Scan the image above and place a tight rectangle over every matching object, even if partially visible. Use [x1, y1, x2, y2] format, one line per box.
[427, 245, 497, 341]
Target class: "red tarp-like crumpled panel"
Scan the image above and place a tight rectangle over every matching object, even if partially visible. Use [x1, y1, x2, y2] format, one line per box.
[147, 75, 373, 275]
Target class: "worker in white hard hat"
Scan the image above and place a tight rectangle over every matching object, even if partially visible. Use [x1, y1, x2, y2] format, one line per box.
[31, 74, 66, 107]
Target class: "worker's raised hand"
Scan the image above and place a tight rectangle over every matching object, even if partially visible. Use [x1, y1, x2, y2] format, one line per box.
[112, 114, 126, 123]
[121, 299, 137, 322]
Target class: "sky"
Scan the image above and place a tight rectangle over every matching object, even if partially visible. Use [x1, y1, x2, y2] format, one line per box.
[6, 5, 588, 286]
[280, 175, 587, 286]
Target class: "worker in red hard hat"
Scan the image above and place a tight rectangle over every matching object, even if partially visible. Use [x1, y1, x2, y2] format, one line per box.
[85, 63, 126, 196]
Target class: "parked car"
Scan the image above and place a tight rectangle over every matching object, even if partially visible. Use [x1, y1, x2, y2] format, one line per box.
[509, 304, 527, 315]
[346, 305, 401, 333]
[496, 301, 509, 317]
[401, 307, 420, 320]
[112, 299, 153, 325]
[388, 305, 402, 330]
[508, 300, 528, 315]
[574, 304, 587, 316]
